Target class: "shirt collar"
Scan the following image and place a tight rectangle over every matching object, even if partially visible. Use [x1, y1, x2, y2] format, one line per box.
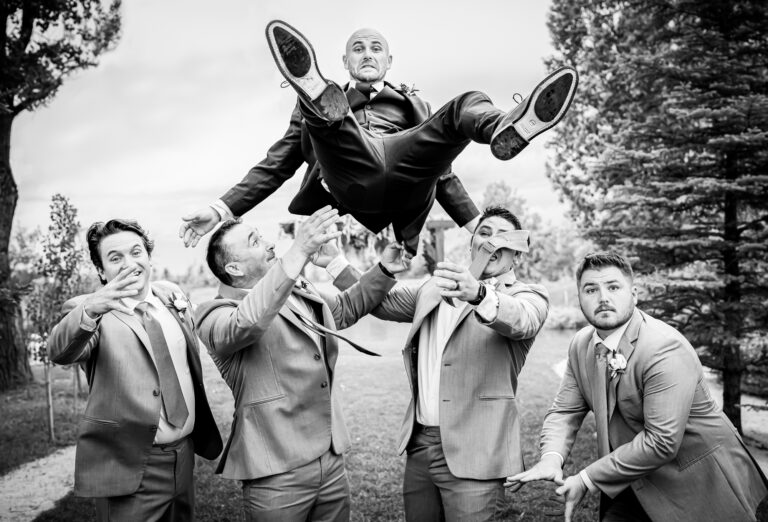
[350, 80, 385, 94]
[490, 270, 517, 287]
[124, 287, 163, 311]
[591, 319, 631, 352]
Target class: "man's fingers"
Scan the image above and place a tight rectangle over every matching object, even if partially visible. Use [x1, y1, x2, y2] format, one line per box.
[554, 484, 566, 496]
[554, 469, 565, 486]
[183, 227, 197, 247]
[436, 261, 463, 272]
[563, 497, 575, 522]
[178, 222, 190, 238]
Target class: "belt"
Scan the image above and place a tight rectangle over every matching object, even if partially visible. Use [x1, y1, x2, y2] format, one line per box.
[415, 424, 441, 436]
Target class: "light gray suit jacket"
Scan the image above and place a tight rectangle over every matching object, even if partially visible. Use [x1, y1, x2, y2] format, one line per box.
[370, 271, 549, 480]
[48, 281, 223, 497]
[540, 309, 768, 521]
[195, 261, 396, 480]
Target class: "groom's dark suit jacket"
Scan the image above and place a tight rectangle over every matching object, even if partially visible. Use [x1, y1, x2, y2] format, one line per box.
[220, 82, 478, 236]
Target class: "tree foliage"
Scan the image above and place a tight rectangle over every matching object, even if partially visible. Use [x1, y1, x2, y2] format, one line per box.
[0, 0, 120, 390]
[547, 0, 768, 430]
[2, 0, 121, 116]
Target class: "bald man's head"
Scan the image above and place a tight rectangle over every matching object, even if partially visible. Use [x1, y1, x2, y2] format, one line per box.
[343, 28, 392, 83]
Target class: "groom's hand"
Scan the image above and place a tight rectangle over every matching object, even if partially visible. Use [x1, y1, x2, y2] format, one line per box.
[504, 454, 564, 490]
[180, 207, 221, 247]
[555, 474, 588, 522]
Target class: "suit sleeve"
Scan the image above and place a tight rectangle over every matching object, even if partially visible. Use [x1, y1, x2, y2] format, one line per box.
[435, 170, 480, 227]
[195, 261, 295, 358]
[325, 264, 396, 330]
[368, 281, 422, 323]
[220, 101, 306, 217]
[539, 338, 591, 462]
[48, 296, 100, 365]
[583, 338, 698, 497]
[481, 283, 549, 340]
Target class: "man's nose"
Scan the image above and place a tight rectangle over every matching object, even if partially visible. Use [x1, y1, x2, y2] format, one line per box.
[597, 287, 610, 301]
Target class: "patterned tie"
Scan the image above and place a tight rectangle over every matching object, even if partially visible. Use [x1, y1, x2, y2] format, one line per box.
[593, 341, 611, 456]
[135, 302, 189, 428]
[356, 81, 373, 99]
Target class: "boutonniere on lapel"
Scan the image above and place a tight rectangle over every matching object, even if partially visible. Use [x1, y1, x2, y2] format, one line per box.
[399, 83, 419, 96]
[608, 352, 627, 379]
[170, 292, 189, 320]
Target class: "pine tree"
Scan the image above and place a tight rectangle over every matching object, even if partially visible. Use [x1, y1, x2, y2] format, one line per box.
[547, 0, 768, 431]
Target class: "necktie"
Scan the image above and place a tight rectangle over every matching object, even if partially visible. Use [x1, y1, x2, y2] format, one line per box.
[593, 342, 611, 456]
[356, 82, 373, 98]
[135, 302, 189, 428]
[291, 282, 381, 357]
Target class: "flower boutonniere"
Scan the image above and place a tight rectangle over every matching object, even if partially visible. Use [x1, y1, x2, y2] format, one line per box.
[170, 292, 189, 320]
[608, 352, 627, 380]
[399, 83, 419, 96]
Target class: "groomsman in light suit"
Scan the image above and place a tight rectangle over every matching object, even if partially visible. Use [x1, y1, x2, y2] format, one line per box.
[195, 206, 408, 521]
[340, 206, 549, 521]
[48, 219, 222, 522]
[507, 252, 768, 522]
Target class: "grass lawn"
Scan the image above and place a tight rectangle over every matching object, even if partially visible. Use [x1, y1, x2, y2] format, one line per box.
[0, 364, 85, 476]
[28, 313, 602, 521]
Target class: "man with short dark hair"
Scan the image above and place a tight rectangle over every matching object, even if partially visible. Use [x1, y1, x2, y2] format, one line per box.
[507, 252, 768, 522]
[48, 219, 222, 522]
[337, 205, 549, 521]
[195, 206, 407, 521]
[180, 22, 578, 256]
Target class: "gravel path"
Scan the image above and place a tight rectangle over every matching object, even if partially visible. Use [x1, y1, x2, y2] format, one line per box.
[0, 445, 75, 521]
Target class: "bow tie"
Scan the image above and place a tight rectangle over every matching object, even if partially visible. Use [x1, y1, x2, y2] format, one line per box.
[356, 82, 374, 98]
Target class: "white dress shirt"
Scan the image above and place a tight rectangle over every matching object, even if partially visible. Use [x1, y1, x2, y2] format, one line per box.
[123, 291, 196, 443]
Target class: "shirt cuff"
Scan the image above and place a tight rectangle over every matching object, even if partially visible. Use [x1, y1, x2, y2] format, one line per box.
[474, 285, 499, 322]
[541, 451, 564, 468]
[211, 199, 235, 221]
[325, 255, 350, 279]
[80, 307, 101, 331]
[579, 470, 598, 493]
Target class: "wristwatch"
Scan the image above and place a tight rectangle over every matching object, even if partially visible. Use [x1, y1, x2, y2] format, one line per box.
[468, 283, 487, 306]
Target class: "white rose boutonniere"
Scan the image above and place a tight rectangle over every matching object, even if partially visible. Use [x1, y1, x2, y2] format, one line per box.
[608, 352, 627, 379]
[171, 293, 189, 320]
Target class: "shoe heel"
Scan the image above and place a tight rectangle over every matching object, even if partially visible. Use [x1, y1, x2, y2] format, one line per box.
[490, 127, 528, 161]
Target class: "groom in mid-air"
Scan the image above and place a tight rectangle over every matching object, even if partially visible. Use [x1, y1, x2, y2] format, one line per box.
[181, 21, 578, 254]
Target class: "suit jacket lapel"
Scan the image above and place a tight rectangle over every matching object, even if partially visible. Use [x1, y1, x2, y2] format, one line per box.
[405, 279, 442, 347]
[608, 309, 643, 420]
[112, 310, 152, 355]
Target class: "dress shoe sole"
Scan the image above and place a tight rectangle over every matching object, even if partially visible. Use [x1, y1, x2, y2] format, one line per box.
[490, 67, 578, 160]
[265, 20, 349, 121]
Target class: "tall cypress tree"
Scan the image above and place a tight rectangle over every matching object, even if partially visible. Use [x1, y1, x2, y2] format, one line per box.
[547, 0, 768, 432]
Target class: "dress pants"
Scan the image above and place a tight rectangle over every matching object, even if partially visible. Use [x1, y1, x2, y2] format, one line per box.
[95, 437, 194, 522]
[601, 488, 652, 522]
[241, 449, 349, 522]
[301, 91, 505, 251]
[403, 425, 505, 522]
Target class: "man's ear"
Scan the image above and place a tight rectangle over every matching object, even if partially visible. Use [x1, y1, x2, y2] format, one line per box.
[342, 54, 349, 71]
[224, 262, 243, 279]
[631, 285, 638, 305]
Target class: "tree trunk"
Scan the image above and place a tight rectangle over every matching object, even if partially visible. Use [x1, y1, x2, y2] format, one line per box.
[44, 360, 56, 443]
[721, 153, 743, 433]
[0, 112, 32, 391]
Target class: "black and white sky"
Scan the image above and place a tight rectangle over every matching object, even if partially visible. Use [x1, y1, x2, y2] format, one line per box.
[11, 0, 569, 273]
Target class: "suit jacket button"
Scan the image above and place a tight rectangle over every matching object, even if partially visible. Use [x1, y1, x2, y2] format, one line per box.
[321, 381, 328, 388]
[314, 354, 321, 360]
[365, 105, 372, 110]
[153, 389, 160, 397]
